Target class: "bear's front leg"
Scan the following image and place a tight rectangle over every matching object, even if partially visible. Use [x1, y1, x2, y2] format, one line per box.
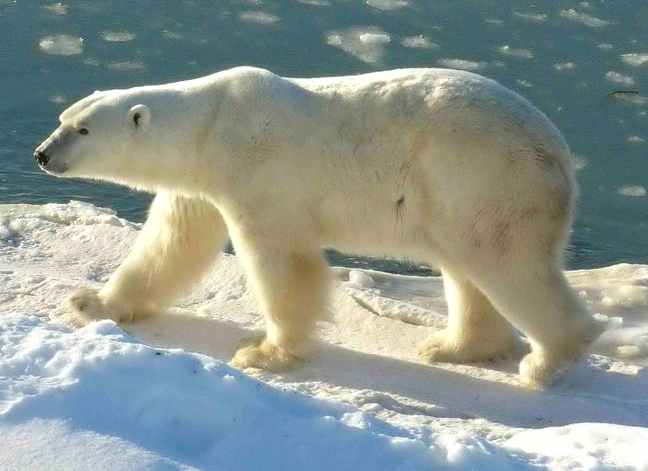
[68, 191, 229, 325]
[229, 230, 330, 371]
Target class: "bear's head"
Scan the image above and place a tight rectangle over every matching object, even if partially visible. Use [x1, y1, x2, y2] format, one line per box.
[34, 90, 153, 183]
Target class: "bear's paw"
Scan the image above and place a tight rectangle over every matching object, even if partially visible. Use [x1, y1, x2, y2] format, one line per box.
[230, 337, 301, 371]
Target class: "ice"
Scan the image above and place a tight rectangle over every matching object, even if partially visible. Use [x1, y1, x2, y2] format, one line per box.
[497, 45, 534, 59]
[513, 12, 547, 23]
[42, 2, 68, 15]
[238, 11, 281, 25]
[622, 53, 648, 67]
[326, 27, 391, 64]
[606, 71, 636, 87]
[628, 136, 645, 144]
[401, 35, 438, 49]
[101, 31, 136, 42]
[560, 9, 610, 28]
[617, 185, 647, 197]
[571, 154, 587, 171]
[107, 61, 146, 72]
[48, 95, 67, 104]
[438, 58, 486, 71]
[38, 34, 84, 56]
[597, 43, 614, 51]
[553, 62, 576, 71]
[296, 0, 331, 5]
[365, 0, 409, 11]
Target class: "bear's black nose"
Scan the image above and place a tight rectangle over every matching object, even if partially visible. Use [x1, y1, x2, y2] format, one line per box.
[34, 150, 49, 166]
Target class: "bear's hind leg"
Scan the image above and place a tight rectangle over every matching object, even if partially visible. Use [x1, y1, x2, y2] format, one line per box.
[468, 263, 601, 389]
[419, 268, 519, 364]
[230, 237, 330, 371]
[69, 191, 228, 325]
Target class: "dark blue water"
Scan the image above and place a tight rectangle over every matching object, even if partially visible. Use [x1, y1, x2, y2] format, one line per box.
[2, 0, 648, 272]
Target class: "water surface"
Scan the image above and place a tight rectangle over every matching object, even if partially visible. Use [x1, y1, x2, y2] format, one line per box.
[2, 0, 647, 271]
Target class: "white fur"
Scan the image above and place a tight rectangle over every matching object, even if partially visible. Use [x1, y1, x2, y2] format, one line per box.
[36, 67, 600, 388]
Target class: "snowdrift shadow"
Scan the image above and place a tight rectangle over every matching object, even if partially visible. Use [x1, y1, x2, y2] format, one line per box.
[128, 311, 648, 429]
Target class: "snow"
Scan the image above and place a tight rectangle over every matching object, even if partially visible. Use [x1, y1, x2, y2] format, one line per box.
[1, 202, 647, 470]
[506, 424, 648, 470]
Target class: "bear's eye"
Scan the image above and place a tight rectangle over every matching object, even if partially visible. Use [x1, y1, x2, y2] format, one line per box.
[78, 128, 89, 135]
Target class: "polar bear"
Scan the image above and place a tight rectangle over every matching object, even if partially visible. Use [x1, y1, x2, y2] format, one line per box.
[35, 66, 599, 388]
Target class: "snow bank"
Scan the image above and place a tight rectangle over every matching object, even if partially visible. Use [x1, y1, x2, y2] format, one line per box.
[506, 423, 648, 470]
[1, 201, 647, 470]
[0, 315, 457, 470]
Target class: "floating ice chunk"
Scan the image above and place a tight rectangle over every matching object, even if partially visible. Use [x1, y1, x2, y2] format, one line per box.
[83, 58, 100, 67]
[628, 135, 645, 144]
[401, 35, 438, 49]
[101, 31, 136, 42]
[498, 45, 533, 59]
[617, 185, 647, 197]
[612, 93, 648, 106]
[560, 9, 610, 27]
[606, 71, 636, 87]
[161, 30, 183, 40]
[43, 2, 68, 15]
[438, 58, 486, 71]
[326, 27, 391, 64]
[48, 95, 67, 104]
[621, 53, 648, 67]
[297, 0, 331, 5]
[597, 43, 613, 51]
[239, 10, 280, 25]
[513, 12, 547, 23]
[359, 32, 390, 44]
[554, 62, 576, 71]
[484, 18, 503, 25]
[365, 0, 408, 11]
[107, 61, 145, 71]
[571, 154, 587, 171]
[348, 270, 375, 289]
[39, 34, 84, 56]
[516, 79, 532, 88]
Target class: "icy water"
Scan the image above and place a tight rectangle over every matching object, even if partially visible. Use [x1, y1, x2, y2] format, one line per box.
[1, 0, 647, 272]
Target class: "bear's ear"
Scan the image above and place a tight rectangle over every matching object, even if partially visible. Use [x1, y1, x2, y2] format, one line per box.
[128, 104, 151, 130]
